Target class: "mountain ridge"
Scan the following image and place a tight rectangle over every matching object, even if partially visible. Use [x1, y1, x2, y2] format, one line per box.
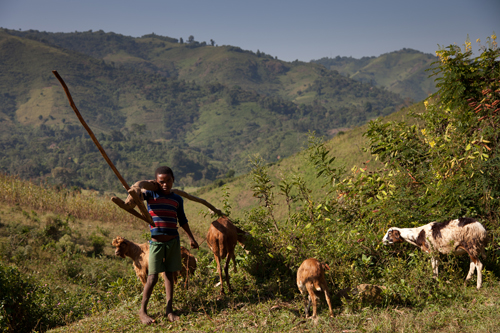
[311, 48, 438, 102]
[1, 28, 413, 191]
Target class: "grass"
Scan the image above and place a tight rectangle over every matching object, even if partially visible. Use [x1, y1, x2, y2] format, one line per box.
[46, 292, 500, 332]
[4, 99, 500, 332]
[2, 152, 500, 332]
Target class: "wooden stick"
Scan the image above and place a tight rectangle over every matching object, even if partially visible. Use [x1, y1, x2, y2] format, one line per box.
[52, 70, 154, 227]
[111, 197, 150, 223]
[172, 189, 224, 217]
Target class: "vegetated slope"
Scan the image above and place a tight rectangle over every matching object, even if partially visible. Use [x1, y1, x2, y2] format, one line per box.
[0, 28, 406, 192]
[312, 48, 438, 102]
[183, 102, 424, 230]
[5, 29, 408, 107]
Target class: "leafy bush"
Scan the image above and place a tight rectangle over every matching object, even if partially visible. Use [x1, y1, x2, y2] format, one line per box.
[237, 37, 500, 311]
[0, 263, 46, 333]
[89, 233, 106, 256]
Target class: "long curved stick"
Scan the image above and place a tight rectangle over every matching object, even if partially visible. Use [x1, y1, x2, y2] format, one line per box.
[52, 70, 154, 227]
[172, 189, 224, 217]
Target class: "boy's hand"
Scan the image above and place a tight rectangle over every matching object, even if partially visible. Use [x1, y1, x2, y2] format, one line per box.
[190, 239, 199, 250]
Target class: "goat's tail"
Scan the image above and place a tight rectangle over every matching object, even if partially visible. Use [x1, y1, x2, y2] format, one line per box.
[313, 280, 323, 292]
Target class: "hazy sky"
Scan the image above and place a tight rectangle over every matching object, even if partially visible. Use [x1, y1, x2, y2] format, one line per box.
[1, 0, 498, 62]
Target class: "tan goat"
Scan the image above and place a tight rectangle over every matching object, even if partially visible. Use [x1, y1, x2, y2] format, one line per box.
[206, 216, 246, 294]
[296, 258, 333, 318]
[111, 236, 197, 288]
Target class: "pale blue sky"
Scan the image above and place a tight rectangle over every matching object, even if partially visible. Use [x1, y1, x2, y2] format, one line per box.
[1, 0, 498, 61]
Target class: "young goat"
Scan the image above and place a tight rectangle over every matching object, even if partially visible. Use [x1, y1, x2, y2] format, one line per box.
[382, 218, 487, 289]
[206, 216, 246, 294]
[178, 246, 197, 289]
[111, 236, 197, 288]
[112, 236, 150, 285]
[296, 258, 333, 318]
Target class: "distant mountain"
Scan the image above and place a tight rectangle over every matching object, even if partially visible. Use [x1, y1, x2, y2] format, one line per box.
[311, 48, 438, 102]
[0, 28, 407, 192]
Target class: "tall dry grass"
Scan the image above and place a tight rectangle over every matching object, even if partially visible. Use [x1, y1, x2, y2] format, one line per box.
[0, 173, 138, 224]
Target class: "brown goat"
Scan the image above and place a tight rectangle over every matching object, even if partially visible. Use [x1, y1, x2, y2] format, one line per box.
[178, 246, 197, 289]
[296, 258, 333, 318]
[111, 236, 197, 288]
[206, 216, 246, 294]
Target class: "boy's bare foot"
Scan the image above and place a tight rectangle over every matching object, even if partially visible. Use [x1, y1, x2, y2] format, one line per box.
[139, 311, 155, 324]
[167, 312, 180, 322]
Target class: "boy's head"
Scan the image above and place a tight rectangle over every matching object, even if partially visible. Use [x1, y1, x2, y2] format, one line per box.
[155, 166, 174, 181]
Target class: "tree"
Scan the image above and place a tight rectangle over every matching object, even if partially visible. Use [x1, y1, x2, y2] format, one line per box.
[364, 33, 500, 223]
[179, 37, 183, 44]
[188, 35, 194, 44]
[210, 39, 215, 46]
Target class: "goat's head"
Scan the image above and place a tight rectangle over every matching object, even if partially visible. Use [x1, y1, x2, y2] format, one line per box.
[111, 236, 128, 258]
[382, 228, 403, 245]
[236, 226, 248, 245]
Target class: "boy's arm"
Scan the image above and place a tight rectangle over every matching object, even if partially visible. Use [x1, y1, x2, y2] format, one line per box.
[180, 223, 199, 249]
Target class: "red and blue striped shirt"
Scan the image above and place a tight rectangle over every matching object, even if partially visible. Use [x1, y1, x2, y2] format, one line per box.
[143, 191, 188, 237]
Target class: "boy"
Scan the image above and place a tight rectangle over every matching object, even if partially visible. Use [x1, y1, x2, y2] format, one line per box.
[128, 166, 199, 324]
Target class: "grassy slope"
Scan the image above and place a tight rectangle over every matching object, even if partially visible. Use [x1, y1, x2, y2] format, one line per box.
[3, 101, 500, 332]
[38, 101, 500, 332]
[312, 49, 438, 102]
[182, 101, 424, 232]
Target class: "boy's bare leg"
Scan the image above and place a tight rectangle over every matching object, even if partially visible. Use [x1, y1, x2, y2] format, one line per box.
[139, 274, 159, 324]
[164, 271, 179, 322]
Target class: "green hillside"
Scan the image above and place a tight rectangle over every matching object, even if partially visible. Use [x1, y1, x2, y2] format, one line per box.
[312, 48, 438, 102]
[1, 39, 499, 332]
[0, 28, 406, 192]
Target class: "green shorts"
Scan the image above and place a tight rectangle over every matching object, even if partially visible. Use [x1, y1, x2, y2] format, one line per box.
[148, 237, 182, 275]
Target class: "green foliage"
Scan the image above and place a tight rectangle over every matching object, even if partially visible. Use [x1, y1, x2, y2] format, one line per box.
[364, 34, 500, 225]
[89, 233, 106, 256]
[236, 37, 500, 317]
[0, 263, 46, 333]
[307, 132, 345, 189]
[312, 48, 439, 102]
[0, 28, 405, 192]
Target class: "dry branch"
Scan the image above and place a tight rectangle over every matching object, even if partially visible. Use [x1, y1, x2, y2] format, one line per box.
[52, 70, 154, 227]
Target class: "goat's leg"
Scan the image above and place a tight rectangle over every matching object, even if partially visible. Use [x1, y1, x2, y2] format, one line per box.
[304, 294, 311, 318]
[476, 260, 483, 290]
[214, 254, 224, 294]
[322, 285, 333, 317]
[306, 284, 318, 318]
[184, 268, 189, 290]
[461, 246, 483, 290]
[465, 261, 476, 285]
[224, 254, 233, 293]
[431, 257, 439, 278]
[231, 251, 238, 273]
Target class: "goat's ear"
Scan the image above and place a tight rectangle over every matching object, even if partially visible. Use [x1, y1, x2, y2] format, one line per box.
[393, 230, 401, 241]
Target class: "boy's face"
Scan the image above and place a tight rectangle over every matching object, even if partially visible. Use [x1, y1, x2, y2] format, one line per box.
[156, 173, 174, 194]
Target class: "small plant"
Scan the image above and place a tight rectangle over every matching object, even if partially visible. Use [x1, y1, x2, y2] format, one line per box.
[89, 233, 106, 256]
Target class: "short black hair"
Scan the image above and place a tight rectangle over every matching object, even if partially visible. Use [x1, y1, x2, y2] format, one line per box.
[155, 166, 174, 180]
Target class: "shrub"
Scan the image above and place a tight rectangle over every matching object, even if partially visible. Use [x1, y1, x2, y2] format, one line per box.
[89, 233, 106, 256]
[0, 262, 50, 333]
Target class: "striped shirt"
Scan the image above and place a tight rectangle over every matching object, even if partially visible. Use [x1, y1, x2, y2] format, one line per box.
[143, 190, 188, 237]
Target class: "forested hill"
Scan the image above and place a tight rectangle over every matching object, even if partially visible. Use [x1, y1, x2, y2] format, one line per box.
[0, 28, 406, 192]
[311, 48, 438, 102]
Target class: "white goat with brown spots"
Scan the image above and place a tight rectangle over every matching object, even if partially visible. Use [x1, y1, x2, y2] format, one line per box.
[382, 218, 487, 289]
[296, 258, 333, 318]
